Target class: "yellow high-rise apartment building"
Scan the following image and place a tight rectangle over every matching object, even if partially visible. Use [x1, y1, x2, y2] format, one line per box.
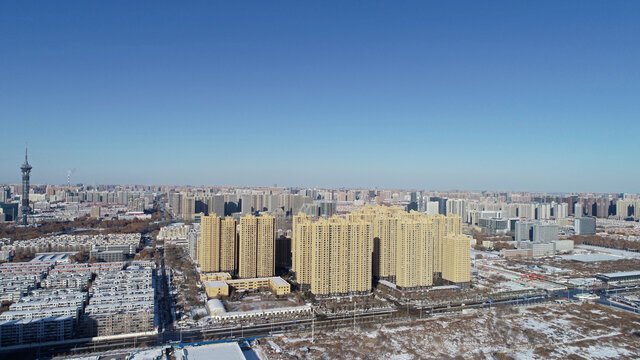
[442, 233, 471, 285]
[198, 215, 221, 272]
[349, 206, 462, 286]
[394, 219, 433, 289]
[309, 217, 372, 296]
[238, 214, 275, 278]
[220, 217, 237, 273]
[292, 213, 313, 289]
[198, 215, 237, 273]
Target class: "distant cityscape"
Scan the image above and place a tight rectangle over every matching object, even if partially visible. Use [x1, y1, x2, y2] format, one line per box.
[0, 149, 639, 359]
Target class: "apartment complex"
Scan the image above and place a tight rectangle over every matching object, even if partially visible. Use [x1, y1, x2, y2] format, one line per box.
[292, 206, 466, 295]
[0, 260, 156, 346]
[348, 206, 462, 288]
[79, 265, 156, 337]
[2, 233, 141, 255]
[0, 263, 85, 348]
[617, 198, 640, 219]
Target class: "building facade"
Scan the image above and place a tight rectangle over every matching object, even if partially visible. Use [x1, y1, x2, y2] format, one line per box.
[238, 214, 275, 278]
[292, 205, 464, 295]
[575, 217, 596, 235]
[442, 234, 471, 286]
[198, 215, 238, 274]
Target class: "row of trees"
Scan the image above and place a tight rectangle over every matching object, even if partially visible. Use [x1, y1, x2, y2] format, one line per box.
[473, 241, 515, 252]
[1, 206, 164, 241]
[165, 246, 201, 312]
[0, 217, 161, 241]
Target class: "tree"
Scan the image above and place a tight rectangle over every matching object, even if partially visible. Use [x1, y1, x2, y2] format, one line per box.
[12, 252, 35, 262]
[473, 244, 487, 251]
[302, 291, 316, 303]
[493, 242, 515, 251]
[74, 250, 88, 263]
[135, 248, 153, 260]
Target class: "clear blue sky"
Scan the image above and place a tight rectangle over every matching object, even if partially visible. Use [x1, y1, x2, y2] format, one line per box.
[1, 1, 639, 192]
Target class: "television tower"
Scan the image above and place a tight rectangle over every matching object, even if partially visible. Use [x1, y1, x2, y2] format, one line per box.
[19, 144, 32, 226]
[67, 169, 73, 189]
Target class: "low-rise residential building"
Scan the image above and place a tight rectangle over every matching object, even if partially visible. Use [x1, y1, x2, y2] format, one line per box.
[0, 315, 74, 347]
[89, 249, 126, 262]
[202, 273, 291, 297]
[501, 249, 533, 258]
[79, 266, 157, 337]
[205, 281, 229, 297]
[3, 233, 141, 255]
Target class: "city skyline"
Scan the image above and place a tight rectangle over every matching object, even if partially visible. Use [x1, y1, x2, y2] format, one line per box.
[2, 163, 640, 195]
[2, 1, 640, 192]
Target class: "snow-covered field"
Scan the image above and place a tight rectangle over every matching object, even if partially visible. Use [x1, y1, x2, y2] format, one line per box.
[493, 280, 535, 292]
[254, 303, 640, 359]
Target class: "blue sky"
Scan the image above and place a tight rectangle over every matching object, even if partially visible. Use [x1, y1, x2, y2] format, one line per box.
[1, 1, 639, 192]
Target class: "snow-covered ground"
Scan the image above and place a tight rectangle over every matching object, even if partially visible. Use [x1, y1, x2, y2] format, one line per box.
[253, 302, 640, 359]
[494, 280, 535, 292]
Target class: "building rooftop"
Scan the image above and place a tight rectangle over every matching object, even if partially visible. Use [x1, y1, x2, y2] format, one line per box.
[30, 252, 73, 263]
[215, 305, 312, 318]
[206, 281, 227, 288]
[597, 270, 640, 278]
[561, 254, 620, 262]
[268, 277, 289, 286]
[0, 315, 73, 326]
[182, 342, 244, 360]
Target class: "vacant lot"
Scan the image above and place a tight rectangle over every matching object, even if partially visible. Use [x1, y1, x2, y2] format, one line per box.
[506, 256, 640, 278]
[255, 302, 640, 359]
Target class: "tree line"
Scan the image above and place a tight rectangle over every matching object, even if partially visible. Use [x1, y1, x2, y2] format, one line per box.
[0, 216, 161, 241]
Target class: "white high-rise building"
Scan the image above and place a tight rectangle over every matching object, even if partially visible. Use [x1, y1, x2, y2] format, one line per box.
[574, 203, 583, 217]
[425, 201, 439, 216]
[554, 202, 568, 219]
[532, 222, 558, 242]
[575, 217, 596, 235]
[537, 204, 551, 220]
[446, 199, 466, 218]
